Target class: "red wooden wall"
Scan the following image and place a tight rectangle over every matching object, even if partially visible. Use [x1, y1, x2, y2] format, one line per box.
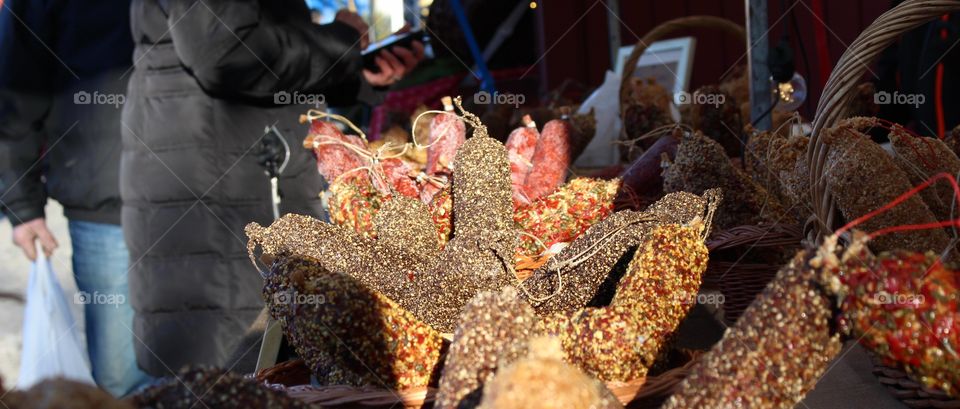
[537, 0, 891, 114]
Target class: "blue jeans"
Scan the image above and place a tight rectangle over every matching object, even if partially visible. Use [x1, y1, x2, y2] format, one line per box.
[68, 221, 152, 396]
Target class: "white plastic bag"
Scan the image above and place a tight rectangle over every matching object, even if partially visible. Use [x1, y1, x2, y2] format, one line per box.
[574, 70, 623, 167]
[17, 252, 94, 388]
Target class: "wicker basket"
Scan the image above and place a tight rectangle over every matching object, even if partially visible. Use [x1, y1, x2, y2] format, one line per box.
[806, 0, 960, 404]
[259, 353, 699, 408]
[617, 16, 746, 159]
[703, 223, 803, 325]
[869, 354, 960, 409]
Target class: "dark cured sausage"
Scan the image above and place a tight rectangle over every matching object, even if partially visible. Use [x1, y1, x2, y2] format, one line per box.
[615, 132, 679, 207]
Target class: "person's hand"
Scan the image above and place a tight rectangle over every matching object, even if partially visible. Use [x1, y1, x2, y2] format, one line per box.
[362, 40, 426, 87]
[335, 9, 370, 49]
[12, 218, 57, 261]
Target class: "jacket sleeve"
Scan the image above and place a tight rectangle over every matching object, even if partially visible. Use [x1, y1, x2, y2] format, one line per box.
[0, 95, 49, 226]
[0, 0, 53, 226]
[165, 0, 372, 105]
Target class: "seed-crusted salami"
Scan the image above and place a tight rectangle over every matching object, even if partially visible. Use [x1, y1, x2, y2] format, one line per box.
[303, 120, 366, 182]
[427, 96, 466, 176]
[505, 115, 539, 206]
[823, 118, 951, 255]
[264, 255, 446, 389]
[888, 128, 960, 223]
[523, 118, 572, 202]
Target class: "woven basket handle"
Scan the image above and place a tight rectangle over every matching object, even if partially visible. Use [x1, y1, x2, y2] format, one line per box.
[806, 0, 960, 239]
[618, 16, 745, 111]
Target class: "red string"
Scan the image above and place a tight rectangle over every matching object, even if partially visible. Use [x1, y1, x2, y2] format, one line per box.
[835, 172, 960, 239]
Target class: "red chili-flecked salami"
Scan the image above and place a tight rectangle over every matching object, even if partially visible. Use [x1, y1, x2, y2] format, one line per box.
[427, 96, 467, 176]
[303, 120, 367, 182]
[505, 115, 539, 207]
[522, 118, 572, 202]
[376, 158, 420, 199]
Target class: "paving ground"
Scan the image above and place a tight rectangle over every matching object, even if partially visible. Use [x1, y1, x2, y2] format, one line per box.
[0, 201, 83, 391]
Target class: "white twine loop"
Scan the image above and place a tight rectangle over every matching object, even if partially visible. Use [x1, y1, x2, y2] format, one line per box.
[514, 214, 655, 303]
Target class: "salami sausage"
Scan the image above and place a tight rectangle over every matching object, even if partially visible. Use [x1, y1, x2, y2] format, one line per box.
[616, 132, 679, 206]
[505, 115, 539, 206]
[427, 96, 466, 176]
[303, 120, 367, 182]
[377, 158, 420, 199]
[523, 118, 572, 201]
[419, 179, 445, 204]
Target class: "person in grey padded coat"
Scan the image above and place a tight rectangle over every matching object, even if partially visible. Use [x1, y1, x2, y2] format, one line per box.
[123, 0, 423, 375]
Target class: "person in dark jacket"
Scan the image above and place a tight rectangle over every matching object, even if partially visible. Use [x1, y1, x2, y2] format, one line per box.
[0, 0, 151, 396]
[123, 0, 423, 375]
